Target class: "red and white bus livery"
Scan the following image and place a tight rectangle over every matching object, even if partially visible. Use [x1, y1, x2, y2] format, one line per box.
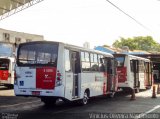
[14, 41, 118, 105]
[0, 57, 15, 88]
[0, 42, 15, 88]
[114, 54, 152, 92]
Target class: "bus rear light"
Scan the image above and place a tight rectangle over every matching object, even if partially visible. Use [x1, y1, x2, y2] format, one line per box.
[56, 70, 62, 86]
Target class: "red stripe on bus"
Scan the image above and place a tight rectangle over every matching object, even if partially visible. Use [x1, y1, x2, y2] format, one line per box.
[117, 67, 127, 83]
[0, 70, 9, 80]
[36, 67, 56, 89]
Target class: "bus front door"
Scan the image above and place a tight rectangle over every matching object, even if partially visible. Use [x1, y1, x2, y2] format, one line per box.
[71, 51, 81, 98]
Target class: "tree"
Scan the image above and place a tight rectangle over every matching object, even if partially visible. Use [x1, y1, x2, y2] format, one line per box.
[112, 36, 160, 52]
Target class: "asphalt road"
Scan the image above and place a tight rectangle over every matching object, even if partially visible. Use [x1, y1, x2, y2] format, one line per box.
[0, 86, 160, 119]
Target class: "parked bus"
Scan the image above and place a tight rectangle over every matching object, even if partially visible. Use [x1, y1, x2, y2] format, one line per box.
[0, 42, 15, 88]
[113, 54, 152, 93]
[14, 41, 118, 105]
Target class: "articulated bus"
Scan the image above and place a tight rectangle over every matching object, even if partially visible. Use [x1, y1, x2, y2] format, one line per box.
[0, 42, 15, 88]
[113, 54, 152, 93]
[14, 41, 118, 105]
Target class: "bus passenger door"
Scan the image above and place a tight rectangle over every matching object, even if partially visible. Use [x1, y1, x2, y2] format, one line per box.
[112, 58, 118, 92]
[132, 60, 139, 88]
[145, 62, 149, 86]
[145, 62, 152, 87]
[105, 58, 117, 92]
[71, 51, 81, 98]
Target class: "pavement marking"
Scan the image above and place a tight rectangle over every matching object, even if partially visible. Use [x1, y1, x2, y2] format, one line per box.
[0, 100, 41, 108]
[135, 105, 160, 119]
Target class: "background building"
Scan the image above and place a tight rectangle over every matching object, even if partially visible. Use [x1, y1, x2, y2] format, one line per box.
[0, 28, 44, 57]
[0, 28, 44, 44]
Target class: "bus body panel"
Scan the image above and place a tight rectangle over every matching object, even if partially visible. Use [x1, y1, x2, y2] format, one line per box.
[16, 67, 36, 89]
[14, 85, 65, 97]
[17, 67, 58, 89]
[80, 72, 105, 97]
[64, 72, 74, 100]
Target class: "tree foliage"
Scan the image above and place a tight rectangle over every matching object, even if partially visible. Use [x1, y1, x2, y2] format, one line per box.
[112, 36, 160, 52]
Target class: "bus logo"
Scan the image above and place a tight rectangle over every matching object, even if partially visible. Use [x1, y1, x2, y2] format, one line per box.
[19, 81, 24, 86]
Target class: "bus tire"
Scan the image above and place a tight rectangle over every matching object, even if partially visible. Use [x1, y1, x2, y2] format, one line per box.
[41, 97, 57, 106]
[135, 88, 139, 93]
[79, 91, 89, 105]
[108, 92, 115, 98]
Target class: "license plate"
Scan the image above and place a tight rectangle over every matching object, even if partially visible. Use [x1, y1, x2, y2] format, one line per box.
[32, 91, 40, 96]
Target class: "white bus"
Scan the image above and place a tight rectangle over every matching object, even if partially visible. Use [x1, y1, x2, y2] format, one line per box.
[14, 41, 118, 105]
[113, 54, 152, 93]
[0, 43, 15, 88]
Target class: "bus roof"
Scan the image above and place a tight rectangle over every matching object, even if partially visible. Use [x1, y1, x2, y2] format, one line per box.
[114, 53, 150, 61]
[18, 41, 113, 58]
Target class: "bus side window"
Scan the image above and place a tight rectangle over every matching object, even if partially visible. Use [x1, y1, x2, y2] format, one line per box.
[90, 54, 99, 71]
[130, 60, 133, 72]
[65, 49, 71, 72]
[99, 55, 105, 72]
[81, 52, 91, 72]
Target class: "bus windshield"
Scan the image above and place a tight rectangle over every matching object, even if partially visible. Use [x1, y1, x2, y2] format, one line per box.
[0, 43, 13, 57]
[0, 59, 9, 70]
[115, 57, 125, 67]
[17, 42, 58, 67]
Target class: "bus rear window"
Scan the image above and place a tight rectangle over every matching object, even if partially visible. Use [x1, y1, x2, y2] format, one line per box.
[17, 42, 58, 67]
[0, 59, 9, 70]
[115, 57, 125, 67]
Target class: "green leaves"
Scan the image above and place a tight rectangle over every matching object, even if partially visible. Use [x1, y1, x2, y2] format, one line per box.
[112, 36, 160, 52]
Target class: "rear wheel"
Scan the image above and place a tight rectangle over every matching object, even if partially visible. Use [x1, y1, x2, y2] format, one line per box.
[41, 97, 57, 106]
[108, 92, 115, 98]
[135, 88, 139, 93]
[78, 92, 89, 105]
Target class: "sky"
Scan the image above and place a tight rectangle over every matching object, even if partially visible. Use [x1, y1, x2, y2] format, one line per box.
[0, 0, 160, 49]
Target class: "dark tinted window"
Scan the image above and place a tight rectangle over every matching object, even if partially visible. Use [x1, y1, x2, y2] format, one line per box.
[0, 59, 9, 70]
[17, 42, 58, 67]
[115, 57, 125, 67]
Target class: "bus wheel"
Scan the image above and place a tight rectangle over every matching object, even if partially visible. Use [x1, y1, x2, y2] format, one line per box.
[41, 97, 57, 106]
[108, 92, 115, 98]
[79, 92, 89, 105]
[135, 88, 139, 93]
